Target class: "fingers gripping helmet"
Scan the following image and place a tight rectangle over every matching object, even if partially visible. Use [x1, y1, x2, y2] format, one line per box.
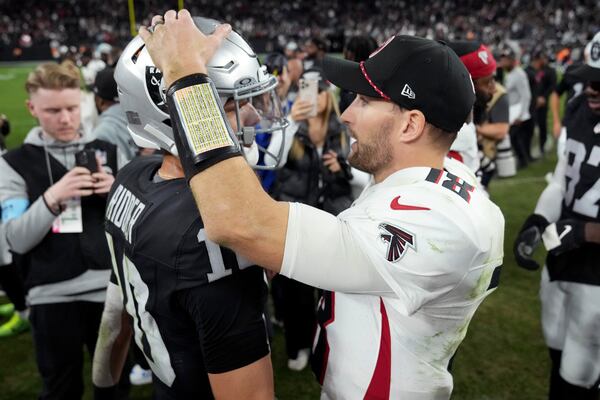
[115, 17, 288, 169]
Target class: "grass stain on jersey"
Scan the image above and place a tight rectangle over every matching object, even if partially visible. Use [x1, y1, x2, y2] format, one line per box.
[469, 266, 495, 300]
[432, 324, 470, 366]
[427, 239, 444, 253]
[97, 320, 111, 343]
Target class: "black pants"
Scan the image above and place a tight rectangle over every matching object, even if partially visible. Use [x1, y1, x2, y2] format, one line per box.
[275, 275, 316, 359]
[548, 348, 600, 400]
[536, 105, 549, 154]
[509, 119, 534, 168]
[30, 301, 104, 400]
[0, 262, 27, 311]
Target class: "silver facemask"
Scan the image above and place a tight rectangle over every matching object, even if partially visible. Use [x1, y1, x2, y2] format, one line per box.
[115, 17, 288, 169]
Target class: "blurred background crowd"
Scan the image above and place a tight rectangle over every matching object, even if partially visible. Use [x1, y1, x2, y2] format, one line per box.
[1, 0, 599, 64]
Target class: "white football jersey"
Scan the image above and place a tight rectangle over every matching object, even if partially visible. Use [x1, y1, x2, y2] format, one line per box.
[282, 160, 505, 399]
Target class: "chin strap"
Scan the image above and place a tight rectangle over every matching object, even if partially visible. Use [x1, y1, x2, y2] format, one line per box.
[166, 73, 242, 181]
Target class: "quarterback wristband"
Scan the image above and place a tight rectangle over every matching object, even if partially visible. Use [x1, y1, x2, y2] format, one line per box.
[166, 73, 241, 180]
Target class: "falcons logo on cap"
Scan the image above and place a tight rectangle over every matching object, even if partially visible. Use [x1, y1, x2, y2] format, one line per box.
[478, 50, 489, 64]
[379, 223, 416, 262]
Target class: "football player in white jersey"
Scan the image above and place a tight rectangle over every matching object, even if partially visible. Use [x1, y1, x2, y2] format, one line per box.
[136, 11, 504, 399]
[514, 32, 600, 399]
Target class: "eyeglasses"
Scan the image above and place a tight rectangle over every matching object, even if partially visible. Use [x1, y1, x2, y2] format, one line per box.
[589, 81, 600, 92]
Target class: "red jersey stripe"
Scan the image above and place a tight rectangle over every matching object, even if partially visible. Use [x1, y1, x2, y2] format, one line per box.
[364, 298, 391, 399]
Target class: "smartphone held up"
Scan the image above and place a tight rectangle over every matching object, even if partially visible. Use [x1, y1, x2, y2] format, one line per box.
[75, 149, 98, 173]
[298, 71, 320, 118]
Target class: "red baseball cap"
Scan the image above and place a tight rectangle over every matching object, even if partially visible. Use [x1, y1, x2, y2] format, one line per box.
[454, 43, 497, 80]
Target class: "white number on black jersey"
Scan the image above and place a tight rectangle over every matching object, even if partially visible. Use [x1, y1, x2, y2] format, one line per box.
[197, 228, 253, 282]
[564, 139, 600, 218]
[105, 233, 176, 386]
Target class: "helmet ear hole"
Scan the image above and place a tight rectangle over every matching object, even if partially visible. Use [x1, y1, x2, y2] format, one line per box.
[131, 45, 145, 64]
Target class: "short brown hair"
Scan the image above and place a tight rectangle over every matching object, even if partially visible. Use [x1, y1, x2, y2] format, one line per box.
[426, 123, 457, 150]
[394, 104, 458, 149]
[25, 61, 81, 94]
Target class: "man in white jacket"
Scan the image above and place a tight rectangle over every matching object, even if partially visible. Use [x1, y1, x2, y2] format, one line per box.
[499, 47, 533, 168]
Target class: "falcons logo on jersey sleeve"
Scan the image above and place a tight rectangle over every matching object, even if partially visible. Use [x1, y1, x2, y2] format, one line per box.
[378, 223, 416, 262]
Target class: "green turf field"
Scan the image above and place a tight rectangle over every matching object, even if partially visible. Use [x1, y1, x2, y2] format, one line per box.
[0, 65, 37, 149]
[0, 64, 557, 399]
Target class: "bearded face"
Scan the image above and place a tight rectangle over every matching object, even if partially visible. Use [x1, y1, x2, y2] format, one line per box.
[474, 75, 495, 106]
[347, 118, 394, 174]
[475, 89, 492, 108]
[471, 75, 496, 124]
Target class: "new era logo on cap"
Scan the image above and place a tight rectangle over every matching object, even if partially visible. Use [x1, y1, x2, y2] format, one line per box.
[401, 84, 415, 99]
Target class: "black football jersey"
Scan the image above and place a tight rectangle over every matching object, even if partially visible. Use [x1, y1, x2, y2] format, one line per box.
[105, 156, 269, 399]
[547, 94, 600, 284]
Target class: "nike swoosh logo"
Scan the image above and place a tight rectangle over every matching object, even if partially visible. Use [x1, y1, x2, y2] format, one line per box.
[558, 224, 572, 240]
[390, 196, 430, 211]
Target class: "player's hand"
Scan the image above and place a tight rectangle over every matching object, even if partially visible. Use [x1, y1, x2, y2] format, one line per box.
[513, 214, 549, 271]
[290, 99, 314, 122]
[139, 10, 232, 86]
[542, 219, 586, 256]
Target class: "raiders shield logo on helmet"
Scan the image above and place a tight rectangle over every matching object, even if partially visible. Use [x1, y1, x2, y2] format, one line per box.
[145, 66, 168, 113]
[378, 223, 416, 262]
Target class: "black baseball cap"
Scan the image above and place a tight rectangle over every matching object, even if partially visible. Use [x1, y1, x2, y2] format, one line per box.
[93, 67, 119, 102]
[322, 35, 475, 132]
